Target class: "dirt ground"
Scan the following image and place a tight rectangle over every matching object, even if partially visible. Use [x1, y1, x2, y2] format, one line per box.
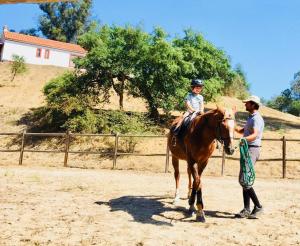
[0, 166, 299, 246]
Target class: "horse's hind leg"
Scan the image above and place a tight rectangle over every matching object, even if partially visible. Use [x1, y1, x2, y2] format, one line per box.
[187, 165, 192, 199]
[172, 156, 180, 204]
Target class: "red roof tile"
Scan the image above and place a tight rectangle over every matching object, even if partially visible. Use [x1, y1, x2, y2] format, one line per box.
[3, 31, 86, 54]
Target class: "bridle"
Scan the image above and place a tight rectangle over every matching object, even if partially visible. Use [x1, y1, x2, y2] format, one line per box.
[215, 116, 235, 146]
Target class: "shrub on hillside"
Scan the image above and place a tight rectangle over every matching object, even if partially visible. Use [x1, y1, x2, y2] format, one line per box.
[10, 54, 27, 82]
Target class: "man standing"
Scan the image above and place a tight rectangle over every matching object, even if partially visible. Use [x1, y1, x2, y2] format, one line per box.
[235, 95, 265, 218]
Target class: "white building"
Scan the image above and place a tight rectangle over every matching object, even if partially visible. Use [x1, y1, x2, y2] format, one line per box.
[0, 27, 86, 68]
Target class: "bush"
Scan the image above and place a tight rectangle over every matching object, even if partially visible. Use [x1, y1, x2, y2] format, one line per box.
[10, 54, 27, 81]
[202, 78, 225, 102]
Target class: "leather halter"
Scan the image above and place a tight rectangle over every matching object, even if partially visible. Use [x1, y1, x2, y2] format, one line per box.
[216, 117, 235, 145]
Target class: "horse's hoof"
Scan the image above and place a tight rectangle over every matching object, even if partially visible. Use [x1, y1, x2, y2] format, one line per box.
[196, 210, 206, 222]
[173, 196, 180, 205]
[187, 206, 196, 217]
[196, 215, 206, 222]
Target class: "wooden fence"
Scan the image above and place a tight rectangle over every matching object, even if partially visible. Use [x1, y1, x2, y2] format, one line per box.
[0, 131, 299, 178]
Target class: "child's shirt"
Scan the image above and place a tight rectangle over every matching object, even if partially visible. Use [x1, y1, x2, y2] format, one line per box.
[185, 92, 204, 113]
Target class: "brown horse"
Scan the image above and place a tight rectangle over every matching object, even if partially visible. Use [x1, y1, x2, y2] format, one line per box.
[168, 107, 235, 222]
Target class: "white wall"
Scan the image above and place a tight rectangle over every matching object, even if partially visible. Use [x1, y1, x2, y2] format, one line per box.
[2, 40, 82, 68]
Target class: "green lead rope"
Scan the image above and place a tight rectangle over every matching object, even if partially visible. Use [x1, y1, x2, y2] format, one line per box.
[239, 138, 256, 187]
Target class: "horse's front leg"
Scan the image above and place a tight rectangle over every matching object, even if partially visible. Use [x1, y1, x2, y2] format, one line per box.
[172, 156, 180, 204]
[196, 186, 205, 222]
[188, 162, 198, 216]
[195, 161, 208, 222]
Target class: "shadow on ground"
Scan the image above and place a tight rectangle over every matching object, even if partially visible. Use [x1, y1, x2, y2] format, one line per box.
[95, 195, 236, 226]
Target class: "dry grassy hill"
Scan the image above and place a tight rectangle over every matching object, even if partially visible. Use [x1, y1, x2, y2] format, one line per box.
[0, 62, 67, 132]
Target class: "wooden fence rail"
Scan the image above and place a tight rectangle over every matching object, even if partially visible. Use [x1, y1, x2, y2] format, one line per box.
[0, 132, 299, 178]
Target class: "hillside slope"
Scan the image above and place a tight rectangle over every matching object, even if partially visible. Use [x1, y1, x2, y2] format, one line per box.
[0, 62, 299, 139]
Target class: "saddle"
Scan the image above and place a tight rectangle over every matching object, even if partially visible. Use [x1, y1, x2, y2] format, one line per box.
[171, 113, 195, 142]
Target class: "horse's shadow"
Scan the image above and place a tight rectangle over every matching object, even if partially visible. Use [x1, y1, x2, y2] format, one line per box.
[95, 195, 236, 226]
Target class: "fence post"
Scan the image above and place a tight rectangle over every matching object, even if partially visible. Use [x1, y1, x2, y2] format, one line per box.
[19, 130, 26, 165]
[282, 136, 286, 179]
[165, 144, 170, 173]
[221, 143, 225, 176]
[113, 132, 119, 169]
[64, 131, 71, 167]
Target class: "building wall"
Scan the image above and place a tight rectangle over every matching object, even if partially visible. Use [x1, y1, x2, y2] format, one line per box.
[1, 40, 82, 67]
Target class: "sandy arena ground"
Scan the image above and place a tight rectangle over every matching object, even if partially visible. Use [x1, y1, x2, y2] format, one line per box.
[0, 166, 299, 246]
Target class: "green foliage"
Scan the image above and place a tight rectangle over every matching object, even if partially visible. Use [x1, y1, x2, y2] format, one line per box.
[267, 71, 300, 116]
[19, 28, 40, 37]
[291, 71, 300, 100]
[173, 29, 235, 102]
[130, 27, 191, 118]
[38, 0, 92, 43]
[64, 109, 101, 133]
[103, 110, 159, 134]
[77, 24, 150, 110]
[289, 100, 300, 116]
[10, 54, 27, 82]
[201, 78, 225, 101]
[224, 64, 249, 99]
[76, 26, 237, 118]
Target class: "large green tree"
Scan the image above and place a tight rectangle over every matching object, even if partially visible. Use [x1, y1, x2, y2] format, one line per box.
[38, 0, 92, 43]
[77, 25, 150, 110]
[130, 27, 191, 118]
[42, 25, 244, 133]
[173, 29, 235, 102]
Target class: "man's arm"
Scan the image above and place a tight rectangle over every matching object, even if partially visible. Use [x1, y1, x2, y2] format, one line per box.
[235, 126, 244, 135]
[243, 128, 259, 142]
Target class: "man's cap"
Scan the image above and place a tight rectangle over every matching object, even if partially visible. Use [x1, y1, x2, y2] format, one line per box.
[242, 95, 261, 105]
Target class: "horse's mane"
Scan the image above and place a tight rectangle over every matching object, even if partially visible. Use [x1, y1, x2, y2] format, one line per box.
[191, 107, 232, 130]
[171, 107, 232, 128]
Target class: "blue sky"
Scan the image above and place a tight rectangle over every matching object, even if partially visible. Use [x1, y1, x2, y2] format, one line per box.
[1, 0, 300, 100]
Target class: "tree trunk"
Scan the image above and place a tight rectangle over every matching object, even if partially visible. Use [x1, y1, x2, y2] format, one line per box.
[112, 77, 125, 111]
[11, 71, 16, 82]
[119, 92, 124, 110]
[149, 106, 160, 120]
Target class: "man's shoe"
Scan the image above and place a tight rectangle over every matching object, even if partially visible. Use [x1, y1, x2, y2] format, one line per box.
[235, 208, 251, 218]
[251, 206, 263, 217]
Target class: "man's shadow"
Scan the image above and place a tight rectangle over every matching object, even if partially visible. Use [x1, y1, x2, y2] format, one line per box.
[95, 195, 236, 226]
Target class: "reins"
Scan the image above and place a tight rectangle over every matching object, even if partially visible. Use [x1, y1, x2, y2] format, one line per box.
[239, 138, 256, 187]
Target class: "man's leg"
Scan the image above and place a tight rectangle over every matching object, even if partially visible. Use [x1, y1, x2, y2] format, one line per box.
[248, 147, 263, 216]
[236, 170, 251, 218]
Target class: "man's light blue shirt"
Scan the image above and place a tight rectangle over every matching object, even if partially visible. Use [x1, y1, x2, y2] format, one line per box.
[244, 111, 264, 146]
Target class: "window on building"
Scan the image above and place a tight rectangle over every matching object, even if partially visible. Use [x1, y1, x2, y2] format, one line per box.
[44, 49, 50, 59]
[36, 48, 41, 58]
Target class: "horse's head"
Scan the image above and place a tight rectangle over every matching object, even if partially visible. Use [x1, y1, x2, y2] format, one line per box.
[214, 107, 236, 155]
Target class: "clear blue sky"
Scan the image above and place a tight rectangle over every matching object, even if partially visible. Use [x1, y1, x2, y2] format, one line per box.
[1, 0, 300, 100]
